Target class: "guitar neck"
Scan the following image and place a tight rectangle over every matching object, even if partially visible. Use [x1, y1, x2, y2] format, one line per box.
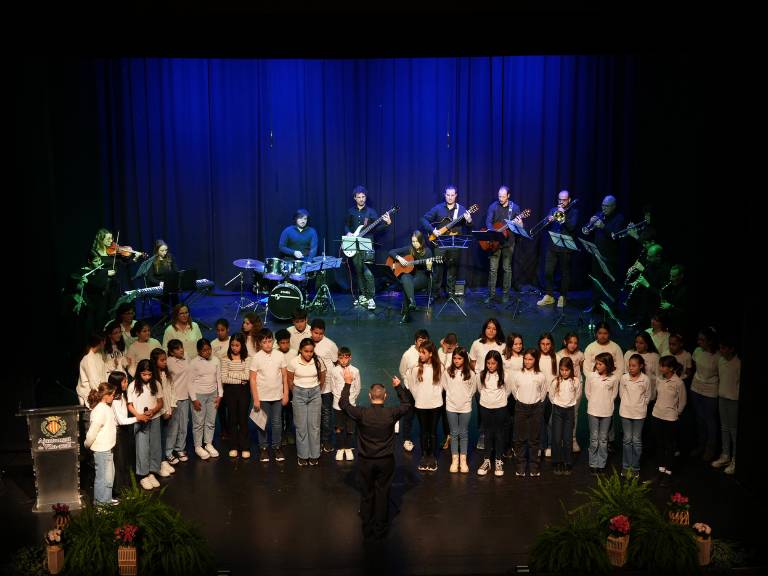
[359, 206, 397, 236]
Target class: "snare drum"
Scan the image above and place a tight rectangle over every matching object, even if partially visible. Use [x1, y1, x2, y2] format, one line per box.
[287, 259, 308, 282]
[264, 257, 288, 281]
[267, 282, 304, 320]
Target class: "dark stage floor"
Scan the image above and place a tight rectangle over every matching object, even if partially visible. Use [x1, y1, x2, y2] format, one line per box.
[1, 288, 761, 574]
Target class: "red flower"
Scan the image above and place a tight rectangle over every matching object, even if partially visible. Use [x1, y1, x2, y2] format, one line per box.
[608, 514, 631, 536]
[115, 524, 139, 544]
[668, 492, 690, 511]
[52, 503, 70, 516]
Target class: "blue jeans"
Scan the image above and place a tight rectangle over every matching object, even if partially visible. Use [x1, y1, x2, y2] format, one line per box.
[621, 417, 645, 470]
[93, 450, 114, 504]
[191, 393, 218, 448]
[447, 411, 471, 455]
[551, 405, 575, 466]
[135, 417, 162, 476]
[257, 400, 283, 449]
[719, 398, 738, 458]
[293, 386, 321, 459]
[321, 392, 334, 445]
[588, 415, 612, 468]
[167, 399, 190, 457]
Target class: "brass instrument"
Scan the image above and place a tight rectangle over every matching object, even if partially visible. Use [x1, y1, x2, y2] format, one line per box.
[529, 198, 578, 237]
[581, 211, 605, 235]
[612, 218, 649, 240]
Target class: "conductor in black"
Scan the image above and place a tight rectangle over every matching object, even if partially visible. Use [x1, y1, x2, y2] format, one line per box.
[339, 374, 412, 541]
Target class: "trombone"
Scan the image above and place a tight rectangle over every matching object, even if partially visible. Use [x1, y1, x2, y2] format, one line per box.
[529, 198, 579, 237]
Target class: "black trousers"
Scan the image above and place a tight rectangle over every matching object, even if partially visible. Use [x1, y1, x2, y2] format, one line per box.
[544, 247, 572, 297]
[358, 455, 396, 540]
[514, 401, 543, 473]
[223, 383, 251, 451]
[113, 424, 136, 494]
[416, 407, 441, 458]
[654, 416, 678, 471]
[334, 409, 355, 449]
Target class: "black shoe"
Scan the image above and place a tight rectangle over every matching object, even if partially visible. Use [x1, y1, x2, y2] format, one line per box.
[400, 311, 411, 324]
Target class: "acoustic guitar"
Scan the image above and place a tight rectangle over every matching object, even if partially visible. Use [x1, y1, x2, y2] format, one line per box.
[386, 254, 444, 277]
[478, 208, 531, 252]
[428, 204, 479, 245]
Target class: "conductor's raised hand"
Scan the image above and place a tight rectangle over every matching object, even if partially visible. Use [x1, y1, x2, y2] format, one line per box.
[391, 376, 401, 388]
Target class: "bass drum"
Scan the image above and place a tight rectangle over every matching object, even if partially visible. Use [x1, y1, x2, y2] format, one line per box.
[267, 282, 304, 320]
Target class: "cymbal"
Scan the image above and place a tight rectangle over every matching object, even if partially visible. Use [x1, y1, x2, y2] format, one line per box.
[233, 258, 265, 272]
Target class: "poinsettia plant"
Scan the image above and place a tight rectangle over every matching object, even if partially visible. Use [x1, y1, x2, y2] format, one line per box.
[693, 522, 712, 539]
[608, 514, 631, 537]
[667, 492, 690, 512]
[114, 524, 139, 545]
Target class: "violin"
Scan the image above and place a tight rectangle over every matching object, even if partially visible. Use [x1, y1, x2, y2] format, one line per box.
[106, 242, 148, 258]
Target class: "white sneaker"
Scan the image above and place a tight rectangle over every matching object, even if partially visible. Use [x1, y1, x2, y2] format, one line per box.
[494, 459, 504, 477]
[724, 460, 736, 475]
[711, 454, 731, 468]
[195, 446, 211, 460]
[545, 448, 552, 458]
[557, 296, 565, 308]
[403, 440, 414, 452]
[228, 449, 238, 458]
[204, 443, 219, 457]
[572, 439, 581, 453]
[241, 450, 251, 459]
[345, 448, 354, 461]
[140, 476, 154, 490]
[354, 296, 368, 306]
[367, 299, 376, 310]
[158, 461, 173, 477]
[537, 294, 555, 306]
[477, 458, 491, 476]
[336, 449, 344, 461]
[147, 474, 161, 488]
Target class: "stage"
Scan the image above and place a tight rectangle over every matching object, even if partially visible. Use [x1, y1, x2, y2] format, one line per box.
[2, 288, 759, 574]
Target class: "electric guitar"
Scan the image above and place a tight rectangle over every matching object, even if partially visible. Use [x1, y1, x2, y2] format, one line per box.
[343, 205, 399, 257]
[478, 208, 531, 252]
[386, 255, 444, 277]
[428, 204, 479, 245]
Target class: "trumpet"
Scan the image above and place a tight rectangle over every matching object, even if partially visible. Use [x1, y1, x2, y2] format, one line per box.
[582, 211, 605, 235]
[611, 218, 649, 240]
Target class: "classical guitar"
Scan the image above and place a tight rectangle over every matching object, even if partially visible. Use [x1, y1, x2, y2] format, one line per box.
[478, 208, 531, 252]
[428, 204, 479, 245]
[343, 205, 399, 257]
[386, 255, 444, 277]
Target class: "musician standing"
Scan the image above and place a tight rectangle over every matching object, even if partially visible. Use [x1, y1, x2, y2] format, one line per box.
[279, 209, 318, 261]
[484, 186, 524, 304]
[584, 195, 625, 313]
[420, 185, 473, 299]
[537, 190, 580, 308]
[344, 186, 392, 311]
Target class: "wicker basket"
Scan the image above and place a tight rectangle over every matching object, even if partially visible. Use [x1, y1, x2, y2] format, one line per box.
[46, 545, 64, 575]
[54, 515, 70, 531]
[696, 536, 712, 565]
[668, 509, 690, 525]
[118, 545, 138, 576]
[606, 534, 629, 567]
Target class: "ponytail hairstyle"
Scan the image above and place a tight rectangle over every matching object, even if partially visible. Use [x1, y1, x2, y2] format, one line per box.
[628, 353, 646, 374]
[659, 355, 683, 377]
[448, 346, 471, 381]
[480, 350, 505, 389]
[417, 340, 442, 384]
[298, 338, 322, 380]
[108, 371, 128, 401]
[133, 359, 158, 396]
[88, 381, 116, 409]
[555, 356, 575, 397]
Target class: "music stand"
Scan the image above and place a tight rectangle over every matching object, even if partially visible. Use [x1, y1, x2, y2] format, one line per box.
[340, 236, 373, 256]
[505, 220, 533, 240]
[578, 238, 615, 283]
[434, 235, 472, 318]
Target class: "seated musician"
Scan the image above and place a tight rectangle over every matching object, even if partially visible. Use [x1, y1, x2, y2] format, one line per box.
[419, 185, 473, 299]
[144, 239, 179, 308]
[625, 243, 670, 327]
[279, 209, 318, 261]
[387, 231, 434, 324]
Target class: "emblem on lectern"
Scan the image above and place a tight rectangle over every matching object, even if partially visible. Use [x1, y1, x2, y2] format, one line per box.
[41, 416, 68, 438]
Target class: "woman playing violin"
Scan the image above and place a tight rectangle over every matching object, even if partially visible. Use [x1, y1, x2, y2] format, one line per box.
[84, 229, 142, 336]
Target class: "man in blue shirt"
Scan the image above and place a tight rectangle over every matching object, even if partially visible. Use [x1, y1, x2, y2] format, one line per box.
[279, 208, 318, 261]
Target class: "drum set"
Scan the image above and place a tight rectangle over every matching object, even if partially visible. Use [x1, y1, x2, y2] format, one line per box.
[229, 255, 342, 320]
